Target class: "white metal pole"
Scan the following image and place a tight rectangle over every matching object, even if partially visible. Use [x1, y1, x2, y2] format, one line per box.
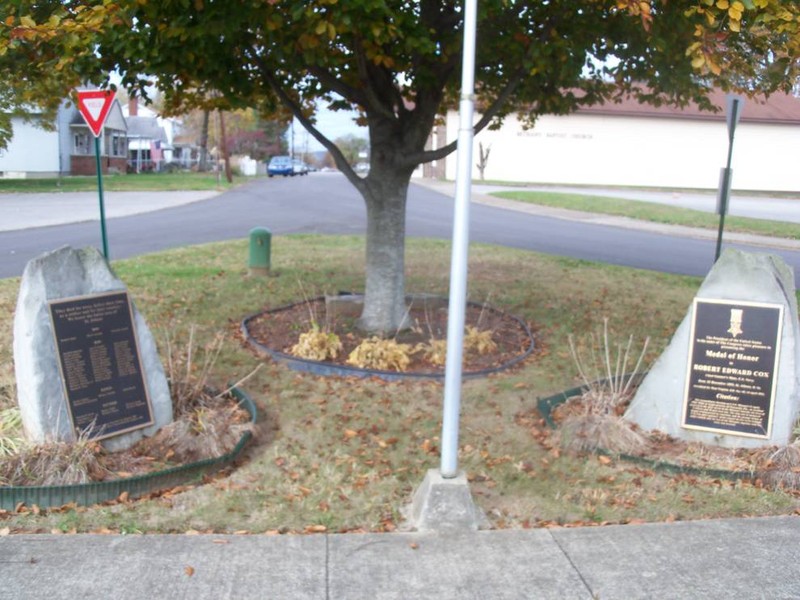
[440, 0, 478, 479]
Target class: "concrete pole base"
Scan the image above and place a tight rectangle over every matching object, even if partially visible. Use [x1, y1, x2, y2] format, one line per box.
[404, 469, 491, 533]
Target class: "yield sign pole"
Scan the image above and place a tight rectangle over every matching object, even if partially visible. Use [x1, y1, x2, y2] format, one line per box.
[76, 89, 116, 259]
[440, 0, 478, 479]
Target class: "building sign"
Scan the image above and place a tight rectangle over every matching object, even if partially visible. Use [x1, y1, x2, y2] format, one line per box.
[49, 291, 154, 440]
[682, 299, 783, 439]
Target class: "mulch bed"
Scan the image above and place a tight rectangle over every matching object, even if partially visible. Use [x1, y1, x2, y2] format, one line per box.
[547, 391, 794, 481]
[244, 296, 535, 374]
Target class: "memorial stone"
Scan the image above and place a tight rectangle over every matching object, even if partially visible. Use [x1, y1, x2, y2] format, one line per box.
[625, 249, 800, 448]
[13, 246, 172, 451]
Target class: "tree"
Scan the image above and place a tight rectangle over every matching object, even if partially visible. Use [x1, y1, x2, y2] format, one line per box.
[334, 134, 370, 168]
[181, 108, 286, 163]
[476, 142, 491, 182]
[2, 1, 798, 333]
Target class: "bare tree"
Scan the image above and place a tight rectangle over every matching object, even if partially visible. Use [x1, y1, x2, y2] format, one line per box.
[476, 142, 491, 181]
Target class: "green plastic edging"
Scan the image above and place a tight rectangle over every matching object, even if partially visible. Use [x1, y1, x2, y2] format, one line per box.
[0, 386, 257, 511]
[536, 377, 755, 482]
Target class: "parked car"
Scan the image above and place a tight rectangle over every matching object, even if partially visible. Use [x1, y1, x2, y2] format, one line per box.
[267, 155, 293, 177]
[292, 159, 309, 176]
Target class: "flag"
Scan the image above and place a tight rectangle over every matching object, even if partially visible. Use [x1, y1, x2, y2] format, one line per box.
[150, 140, 163, 162]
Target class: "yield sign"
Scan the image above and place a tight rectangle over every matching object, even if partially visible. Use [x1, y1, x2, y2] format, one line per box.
[76, 89, 116, 137]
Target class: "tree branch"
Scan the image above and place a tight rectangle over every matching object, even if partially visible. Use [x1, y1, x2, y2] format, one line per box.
[307, 64, 367, 108]
[253, 56, 367, 195]
[401, 68, 527, 166]
[352, 34, 398, 121]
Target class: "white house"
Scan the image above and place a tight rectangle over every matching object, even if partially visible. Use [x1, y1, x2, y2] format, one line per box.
[435, 90, 800, 193]
[0, 98, 127, 177]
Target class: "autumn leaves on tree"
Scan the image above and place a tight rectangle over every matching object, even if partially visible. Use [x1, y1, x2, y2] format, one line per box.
[1, 1, 798, 332]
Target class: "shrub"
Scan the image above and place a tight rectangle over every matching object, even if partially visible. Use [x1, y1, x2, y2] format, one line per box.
[347, 337, 413, 372]
[290, 324, 343, 361]
[464, 325, 497, 355]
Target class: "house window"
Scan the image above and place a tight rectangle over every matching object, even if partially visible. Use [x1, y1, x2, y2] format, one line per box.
[74, 132, 92, 155]
[110, 132, 125, 157]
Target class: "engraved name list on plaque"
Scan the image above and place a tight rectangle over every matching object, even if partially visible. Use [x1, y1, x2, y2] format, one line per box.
[49, 291, 154, 440]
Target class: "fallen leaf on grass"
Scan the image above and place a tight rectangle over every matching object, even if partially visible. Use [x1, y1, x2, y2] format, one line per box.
[305, 524, 327, 533]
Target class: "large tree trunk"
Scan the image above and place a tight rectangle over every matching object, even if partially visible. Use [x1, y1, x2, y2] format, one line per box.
[358, 168, 413, 334]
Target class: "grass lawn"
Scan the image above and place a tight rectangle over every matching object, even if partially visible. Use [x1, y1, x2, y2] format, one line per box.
[0, 172, 245, 193]
[0, 236, 797, 534]
[494, 190, 800, 240]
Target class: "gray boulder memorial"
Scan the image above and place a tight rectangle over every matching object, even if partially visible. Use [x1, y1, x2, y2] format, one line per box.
[626, 248, 800, 448]
[13, 246, 172, 452]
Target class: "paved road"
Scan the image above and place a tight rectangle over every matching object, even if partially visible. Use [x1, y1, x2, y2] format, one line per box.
[1, 173, 799, 279]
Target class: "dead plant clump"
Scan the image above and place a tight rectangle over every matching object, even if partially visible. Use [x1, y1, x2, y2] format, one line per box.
[0, 326, 255, 487]
[553, 320, 800, 484]
[0, 436, 104, 486]
[754, 443, 800, 489]
[556, 318, 650, 455]
[557, 413, 648, 456]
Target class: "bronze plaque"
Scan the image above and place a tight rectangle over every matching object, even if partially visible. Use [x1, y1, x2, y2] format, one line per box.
[682, 298, 783, 439]
[49, 291, 154, 440]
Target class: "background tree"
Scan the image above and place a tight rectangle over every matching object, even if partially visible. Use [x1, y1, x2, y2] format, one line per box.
[333, 134, 370, 168]
[181, 108, 286, 163]
[2, 1, 798, 333]
[476, 142, 491, 182]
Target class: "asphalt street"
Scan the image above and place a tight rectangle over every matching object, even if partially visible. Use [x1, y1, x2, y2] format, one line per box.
[0, 173, 799, 280]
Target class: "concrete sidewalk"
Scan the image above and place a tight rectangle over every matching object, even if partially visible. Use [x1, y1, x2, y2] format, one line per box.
[0, 190, 219, 232]
[1, 516, 798, 599]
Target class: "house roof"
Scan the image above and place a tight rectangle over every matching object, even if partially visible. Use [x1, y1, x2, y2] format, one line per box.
[126, 115, 168, 141]
[69, 99, 127, 131]
[577, 90, 800, 125]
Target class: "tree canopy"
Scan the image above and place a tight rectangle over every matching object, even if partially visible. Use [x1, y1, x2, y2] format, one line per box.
[2, 0, 799, 331]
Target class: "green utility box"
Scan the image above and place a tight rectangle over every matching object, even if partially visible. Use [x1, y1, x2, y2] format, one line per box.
[248, 227, 272, 275]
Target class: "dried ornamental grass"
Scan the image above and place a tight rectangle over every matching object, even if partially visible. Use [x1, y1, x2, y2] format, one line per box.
[0, 407, 24, 457]
[557, 413, 648, 456]
[0, 437, 104, 486]
[568, 318, 650, 414]
[756, 443, 800, 489]
[559, 318, 650, 454]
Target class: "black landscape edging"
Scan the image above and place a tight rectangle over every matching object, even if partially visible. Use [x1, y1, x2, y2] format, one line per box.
[241, 296, 535, 382]
[0, 386, 257, 511]
[536, 379, 755, 482]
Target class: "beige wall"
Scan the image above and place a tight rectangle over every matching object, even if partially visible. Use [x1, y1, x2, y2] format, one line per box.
[443, 111, 800, 192]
